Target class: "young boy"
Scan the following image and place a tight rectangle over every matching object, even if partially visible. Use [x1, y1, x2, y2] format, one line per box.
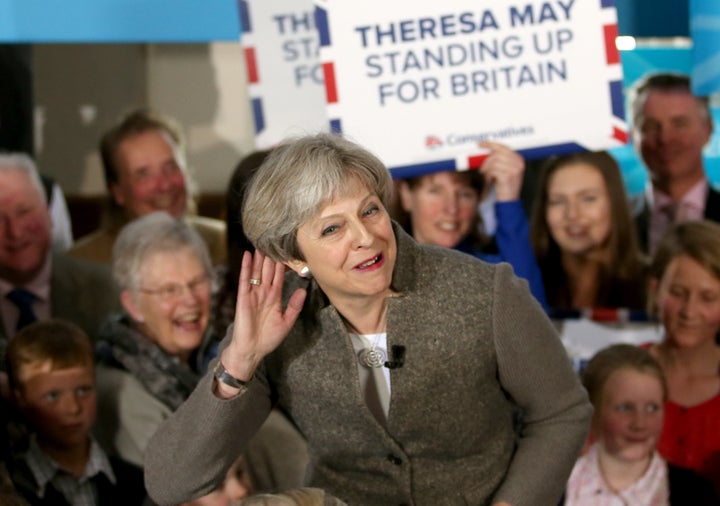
[5, 319, 147, 506]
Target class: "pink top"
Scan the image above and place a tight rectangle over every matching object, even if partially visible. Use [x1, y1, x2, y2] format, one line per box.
[565, 443, 669, 506]
[658, 393, 720, 496]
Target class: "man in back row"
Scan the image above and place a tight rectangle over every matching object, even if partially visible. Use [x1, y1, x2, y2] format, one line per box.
[631, 72, 719, 254]
[70, 109, 226, 265]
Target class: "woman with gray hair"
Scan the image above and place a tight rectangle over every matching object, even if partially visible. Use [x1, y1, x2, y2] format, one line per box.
[95, 211, 216, 467]
[145, 134, 592, 506]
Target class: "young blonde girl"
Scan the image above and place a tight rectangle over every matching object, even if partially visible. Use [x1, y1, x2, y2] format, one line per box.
[563, 344, 717, 505]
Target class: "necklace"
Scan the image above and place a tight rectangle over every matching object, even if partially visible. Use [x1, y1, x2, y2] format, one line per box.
[357, 333, 387, 368]
[342, 298, 393, 368]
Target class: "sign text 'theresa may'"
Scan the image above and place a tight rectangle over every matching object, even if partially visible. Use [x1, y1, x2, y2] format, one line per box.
[352, 1, 577, 105]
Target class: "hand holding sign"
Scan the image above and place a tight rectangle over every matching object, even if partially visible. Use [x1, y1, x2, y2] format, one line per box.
[478, 141, 526, 202]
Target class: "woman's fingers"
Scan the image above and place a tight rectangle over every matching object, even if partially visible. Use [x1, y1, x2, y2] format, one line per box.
[224, 250, 306, 388]
[478, 141, 522, 167]
[251, 250, 265, 285]
[232, 250, 306, 355]
[238, 250, 253, 294]
[268, 260, 286, 299]
[283, 288, 307, 328]
[238, 250, 276, 295]
[476, 141, 525, 201]
[262, 253, 278, 288]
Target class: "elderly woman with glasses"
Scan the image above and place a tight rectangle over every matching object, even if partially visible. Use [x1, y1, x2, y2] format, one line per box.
[94, 211, 217, 467]
[145, 134, 592, 506]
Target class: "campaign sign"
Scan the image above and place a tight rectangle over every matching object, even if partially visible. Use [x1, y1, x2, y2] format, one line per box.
[690, 0, 720, 96]
[314, 0, 627, 178]
[240, 0, 328, 149]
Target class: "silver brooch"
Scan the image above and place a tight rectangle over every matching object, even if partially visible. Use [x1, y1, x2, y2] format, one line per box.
[358, 347, 386, 368]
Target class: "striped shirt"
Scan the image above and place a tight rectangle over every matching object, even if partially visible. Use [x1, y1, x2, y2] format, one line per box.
[23, 436, 116, 506]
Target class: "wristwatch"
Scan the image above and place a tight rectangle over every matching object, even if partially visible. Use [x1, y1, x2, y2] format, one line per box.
[213, 360, 251, 389]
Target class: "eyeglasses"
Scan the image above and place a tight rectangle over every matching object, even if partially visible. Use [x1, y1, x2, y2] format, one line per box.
[139, 275, 211, 301]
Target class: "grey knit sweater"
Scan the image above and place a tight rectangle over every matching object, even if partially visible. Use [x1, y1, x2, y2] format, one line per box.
[145, 224, 592, 506]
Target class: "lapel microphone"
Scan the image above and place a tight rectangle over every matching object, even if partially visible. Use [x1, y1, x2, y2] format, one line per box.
[384, 345, 405, 369]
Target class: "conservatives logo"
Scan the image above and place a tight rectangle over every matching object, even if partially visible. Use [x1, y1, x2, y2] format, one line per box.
[424, 135, 443, 149]
[424, 126, 535, 151]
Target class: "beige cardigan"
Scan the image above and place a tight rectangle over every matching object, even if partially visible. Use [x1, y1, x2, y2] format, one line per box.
[145, 225, 592, 506]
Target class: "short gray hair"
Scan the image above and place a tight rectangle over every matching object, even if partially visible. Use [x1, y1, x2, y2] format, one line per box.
[112, 211, 213, 293]
[0, 152, 47, 204]
[242, 134, 393, 261]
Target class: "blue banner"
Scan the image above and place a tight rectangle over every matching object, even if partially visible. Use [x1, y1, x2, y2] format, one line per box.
[690, 0, 720, 95]
[0, 0, 241, 42]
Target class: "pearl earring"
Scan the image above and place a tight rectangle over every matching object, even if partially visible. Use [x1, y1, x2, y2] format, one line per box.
[300, 266, 312, 279]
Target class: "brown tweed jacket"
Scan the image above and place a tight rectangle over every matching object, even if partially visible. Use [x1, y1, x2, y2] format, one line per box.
[145, 225, 592, 506]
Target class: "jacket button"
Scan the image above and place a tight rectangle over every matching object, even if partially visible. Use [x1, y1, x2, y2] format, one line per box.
[387, 454, 402, 465]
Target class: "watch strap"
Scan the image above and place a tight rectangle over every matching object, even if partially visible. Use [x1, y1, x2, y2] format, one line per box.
[214, 360, 251, 389]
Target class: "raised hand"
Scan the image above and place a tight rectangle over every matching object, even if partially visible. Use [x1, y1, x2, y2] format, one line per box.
[217, 250, 306, 396]
[478, 141, 526, 202]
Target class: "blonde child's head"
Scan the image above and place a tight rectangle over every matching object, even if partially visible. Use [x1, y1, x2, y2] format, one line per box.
[582, 344, 666, 461]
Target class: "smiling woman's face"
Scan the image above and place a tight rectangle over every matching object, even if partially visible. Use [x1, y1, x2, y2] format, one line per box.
[400, 171, 479, 249]
[545, 162, 612, 256]
[288, 178, 396, 306]
[654, 254, 720, 350]
[121, 247, 211, 363]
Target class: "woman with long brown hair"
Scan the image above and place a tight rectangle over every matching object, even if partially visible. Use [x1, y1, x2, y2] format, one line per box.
[530, 151, 648, 309]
